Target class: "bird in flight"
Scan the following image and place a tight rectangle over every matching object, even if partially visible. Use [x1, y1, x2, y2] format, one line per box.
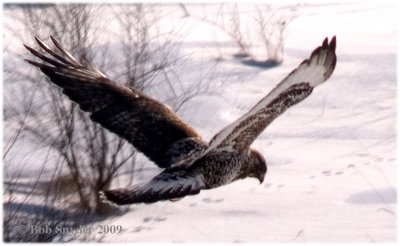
[25, 36, 336, 205]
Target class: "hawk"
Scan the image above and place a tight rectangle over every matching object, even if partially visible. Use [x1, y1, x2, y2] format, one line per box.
[24, 36, 336, 205]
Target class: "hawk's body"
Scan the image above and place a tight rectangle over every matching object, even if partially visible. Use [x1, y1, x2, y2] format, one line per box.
[25, 36, 337, 205]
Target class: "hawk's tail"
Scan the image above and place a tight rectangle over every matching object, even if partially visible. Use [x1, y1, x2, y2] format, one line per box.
[100, 171, 206, 206]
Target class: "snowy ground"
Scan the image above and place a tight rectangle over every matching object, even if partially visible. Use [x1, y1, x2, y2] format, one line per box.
[3, 0, 397, 243]
[95, 1, 396, 243]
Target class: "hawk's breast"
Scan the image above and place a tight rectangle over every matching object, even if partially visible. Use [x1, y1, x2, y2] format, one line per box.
[195, 153, 245, 188]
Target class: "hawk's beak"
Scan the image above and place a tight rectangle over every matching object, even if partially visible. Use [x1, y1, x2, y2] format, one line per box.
[258, 174, 265, 184]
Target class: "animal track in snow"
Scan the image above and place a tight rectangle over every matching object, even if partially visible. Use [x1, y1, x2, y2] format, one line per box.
[143, 217, 167, 223]
[202, 198, 224, 203]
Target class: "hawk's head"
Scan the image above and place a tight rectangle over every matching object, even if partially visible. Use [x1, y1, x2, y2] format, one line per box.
[248, 148, 267, 184]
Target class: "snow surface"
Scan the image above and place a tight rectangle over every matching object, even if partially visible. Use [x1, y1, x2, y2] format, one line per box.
[3, 0, 397, 243]
[94, 1, 396, 243]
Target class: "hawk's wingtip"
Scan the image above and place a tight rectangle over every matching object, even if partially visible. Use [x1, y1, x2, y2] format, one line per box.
[50, 35, 57, 43]
[23, 43, 35, 53]
[24, 58, 37, 66]
[322, 37, 329, 47]
[99, 190, 120, 208]
[34, 36, 42, 43]
[329, 36, 337, 51]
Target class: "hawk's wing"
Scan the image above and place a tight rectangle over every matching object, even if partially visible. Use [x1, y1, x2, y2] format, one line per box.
[100, 170, 206, 205]
[24, 37, 206, 168]
[208, 37, 337, 154]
